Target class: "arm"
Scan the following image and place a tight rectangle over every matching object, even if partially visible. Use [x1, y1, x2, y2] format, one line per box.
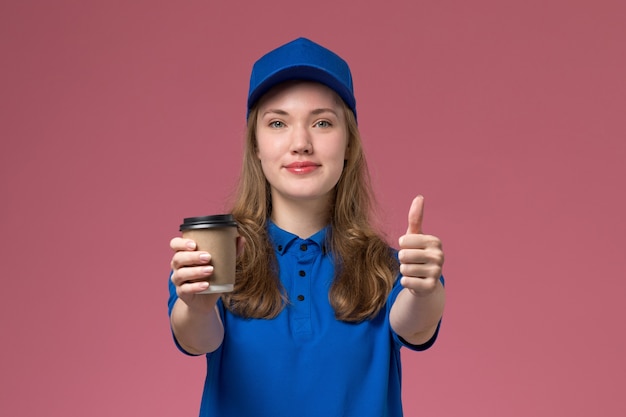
[169, 237, 225, 355]
[390, 280, 445, 345]
[170, 296, 224, 355]
[389, 196, 446, 345]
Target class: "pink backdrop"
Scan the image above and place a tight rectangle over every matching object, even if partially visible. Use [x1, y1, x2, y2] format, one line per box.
[2, 1, 624, 416]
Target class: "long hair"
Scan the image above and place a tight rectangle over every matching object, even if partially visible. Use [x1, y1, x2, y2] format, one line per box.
[223, 100, 398, 322]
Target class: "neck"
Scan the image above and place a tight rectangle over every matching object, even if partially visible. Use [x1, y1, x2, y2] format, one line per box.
[270, 195, 331, 238]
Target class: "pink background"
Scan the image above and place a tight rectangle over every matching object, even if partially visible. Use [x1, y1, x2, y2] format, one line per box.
[2, 0, 625, 416]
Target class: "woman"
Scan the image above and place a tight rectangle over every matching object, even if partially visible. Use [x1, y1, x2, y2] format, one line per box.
[168, 37, 445, 417]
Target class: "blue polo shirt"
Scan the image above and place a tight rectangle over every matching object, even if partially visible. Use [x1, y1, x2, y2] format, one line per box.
[168, 222, 440, 417]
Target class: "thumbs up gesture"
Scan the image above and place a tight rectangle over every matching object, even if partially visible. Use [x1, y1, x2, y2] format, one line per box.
[398, 196, 444, 295]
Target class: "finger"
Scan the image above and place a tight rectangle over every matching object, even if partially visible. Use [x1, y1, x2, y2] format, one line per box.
[171, 265, 214, 286]
[400, 276, 440, 294]
[170, 237, 197, 251]
[399, 248, 444, 269]
[177, 280, 210, 296]
[171, 251, 211, 270]
[398, 233, 442, 250]
[406, 195, 424, 235]
[398, 248, 430, 264]
[399, 263, 442, 280]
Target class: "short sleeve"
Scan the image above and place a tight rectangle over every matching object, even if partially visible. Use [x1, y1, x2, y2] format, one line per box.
[387, 273, 445, 352]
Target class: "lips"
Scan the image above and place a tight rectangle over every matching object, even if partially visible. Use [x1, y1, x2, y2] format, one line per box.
[284, 161, 320, 174]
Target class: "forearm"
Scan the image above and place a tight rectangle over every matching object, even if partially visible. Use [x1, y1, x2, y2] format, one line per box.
[170, 298, 224, 355]
[389, 280, 445, 345]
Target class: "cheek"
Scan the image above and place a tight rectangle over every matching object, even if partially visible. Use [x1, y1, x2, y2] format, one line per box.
[257, 159, 274, 184]
[256, 134, 285, 158]
[255, 143, 278, 176]
[255, 138, 271, 161]
[337, 139, 350, 162]
[256, 147, 277, 166]
[331, 150, 348, 178]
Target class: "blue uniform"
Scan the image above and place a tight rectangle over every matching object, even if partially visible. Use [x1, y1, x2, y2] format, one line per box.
[168, 222, 440, 417]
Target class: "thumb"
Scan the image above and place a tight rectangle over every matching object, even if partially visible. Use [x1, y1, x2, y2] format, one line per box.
[406, 195, 424, 235]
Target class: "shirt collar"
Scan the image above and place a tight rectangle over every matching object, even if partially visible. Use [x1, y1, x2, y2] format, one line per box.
[267, 220, 328, 255]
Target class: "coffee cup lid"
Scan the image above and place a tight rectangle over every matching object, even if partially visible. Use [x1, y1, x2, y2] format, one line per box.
[180, 214, 238, 231]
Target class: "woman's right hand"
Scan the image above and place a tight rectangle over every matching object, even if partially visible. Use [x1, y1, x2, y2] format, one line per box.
[169, 237, 221, 310]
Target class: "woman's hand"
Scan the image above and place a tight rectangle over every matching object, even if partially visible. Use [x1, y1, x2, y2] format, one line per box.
[390, 195, 446, 345]
[169, 235, 246, 354]
[398, 195, 444, 296]
[169, 237, 221, 310]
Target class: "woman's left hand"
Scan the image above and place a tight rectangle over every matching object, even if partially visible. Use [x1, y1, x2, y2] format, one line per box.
[398, 195, 445, 296]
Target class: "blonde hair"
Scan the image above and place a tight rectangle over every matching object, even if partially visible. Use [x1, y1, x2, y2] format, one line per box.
[223, 100, 398, 322]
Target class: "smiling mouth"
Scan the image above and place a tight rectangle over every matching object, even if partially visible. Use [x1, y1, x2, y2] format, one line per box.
[284, 161, 320, 174]
[285, 161, 318, 168]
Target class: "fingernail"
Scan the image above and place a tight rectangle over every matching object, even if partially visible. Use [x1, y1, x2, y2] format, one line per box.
[199, 253, 210, 262]
[186, 240, 196, 249]
[202, 266, 213, 274]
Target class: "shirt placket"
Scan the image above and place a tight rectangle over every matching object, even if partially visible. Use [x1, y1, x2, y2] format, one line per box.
[291, 240, 316, 337]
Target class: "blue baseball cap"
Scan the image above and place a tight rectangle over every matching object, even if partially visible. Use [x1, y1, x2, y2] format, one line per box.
[247, 37, 357, 120]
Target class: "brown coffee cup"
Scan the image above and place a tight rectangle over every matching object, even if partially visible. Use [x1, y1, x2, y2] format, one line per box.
[179, 214, 238, 294]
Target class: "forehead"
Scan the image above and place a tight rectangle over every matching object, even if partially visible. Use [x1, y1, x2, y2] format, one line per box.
[257, 81, 343, 109]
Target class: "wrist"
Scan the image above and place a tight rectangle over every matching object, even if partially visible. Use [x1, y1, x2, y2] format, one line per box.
[406, 279, 443, 298]
[177, 293, 220, 314]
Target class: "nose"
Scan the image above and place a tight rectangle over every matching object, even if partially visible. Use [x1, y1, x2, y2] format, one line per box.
[289, 125, 313, 154]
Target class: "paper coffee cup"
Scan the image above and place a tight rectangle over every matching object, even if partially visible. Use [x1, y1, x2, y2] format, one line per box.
[179, 214, 238, 294]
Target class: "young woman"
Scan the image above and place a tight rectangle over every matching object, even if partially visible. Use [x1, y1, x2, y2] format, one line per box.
[168, 37, 446, 417]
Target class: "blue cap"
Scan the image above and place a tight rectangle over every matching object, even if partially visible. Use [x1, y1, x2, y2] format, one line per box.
[247, 37, 356, 120]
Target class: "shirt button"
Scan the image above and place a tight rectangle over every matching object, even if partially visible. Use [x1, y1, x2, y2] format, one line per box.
[297, 295, 305, 301]
[299, 270, 306, 277]
[300, 244, 308, 251]
[277, 245, 283, 251]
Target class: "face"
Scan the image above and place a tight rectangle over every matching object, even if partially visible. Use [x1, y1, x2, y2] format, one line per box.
[255, 81, 349, 208]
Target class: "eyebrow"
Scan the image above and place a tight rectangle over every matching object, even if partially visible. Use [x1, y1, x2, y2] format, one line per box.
[311, 108, 338, 116]
[261, 108, 339, 118]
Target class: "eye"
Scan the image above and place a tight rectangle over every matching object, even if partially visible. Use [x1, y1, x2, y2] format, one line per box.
[269, 120, 285, 128]
[314, 120, 332, 128]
